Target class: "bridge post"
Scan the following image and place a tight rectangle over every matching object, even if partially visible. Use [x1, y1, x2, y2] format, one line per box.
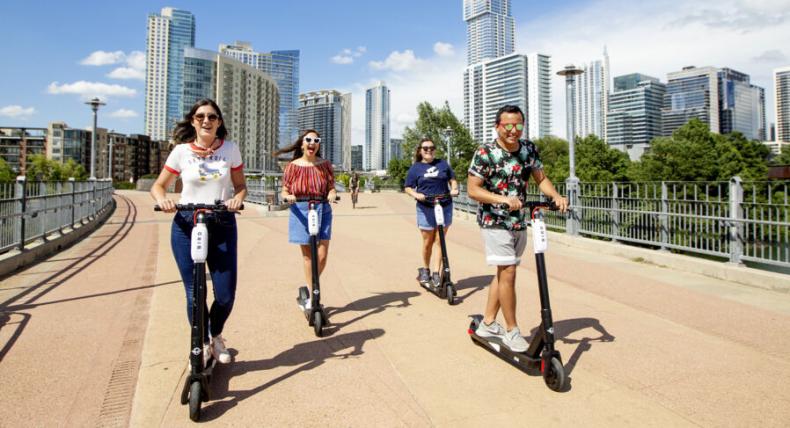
[566, 177, 580, 236]
[612, 182, 620, 243]
[729, 176, 744, 265]
[660, 181, 669, 251]
[15, 176, 27, 250]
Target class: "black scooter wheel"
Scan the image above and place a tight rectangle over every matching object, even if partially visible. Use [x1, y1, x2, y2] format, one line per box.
[446, 284, 455, 305]
[188, 381, 202, 421]
[543, 357, 565, 392]
[313, 311, 324, 337]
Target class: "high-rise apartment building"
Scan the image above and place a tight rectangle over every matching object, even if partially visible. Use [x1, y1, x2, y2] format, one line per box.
[389, 138, 403, 164]
[662, 66, 720, 135]
[219, 42, 299, 149]
[718, 68, 766, 141]
[298, 90, 352, 170]
[774, 66, 790, 143]
[573, 49, 610, 140]
[0, 127, 47, 174]
[606, 74, 665, 159]
[365, 81, 390, 171]
[351, 145, 363, 172]
[464, 54, 527, 142]
[463, 0, 514, 66]
[182, 47, 280, 173]
[145, 7, 195, 141]
[527, 53, 552, 140]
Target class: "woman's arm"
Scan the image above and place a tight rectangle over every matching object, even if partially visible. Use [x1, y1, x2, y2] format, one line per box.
[226, 169, 247, 211]
[150, 169, 178, 212]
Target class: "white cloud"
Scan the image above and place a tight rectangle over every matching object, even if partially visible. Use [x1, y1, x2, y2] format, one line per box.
[107, 67, 145, 80]
[331, 46, 367, 65]
[753, 49, 787, 63]
[81, 50, 126, 66]
[108, 109, 138, 118]
[82, 50, 146, 80]
[517, 0, 790, 138]
[0, 105, 36, 118]
[369, 49, 422, 71]
[433, 42, 455, 57]
[47, 81, 137, 99]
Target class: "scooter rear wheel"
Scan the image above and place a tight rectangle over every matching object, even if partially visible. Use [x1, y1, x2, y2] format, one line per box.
[188, 380, 202, 421]
[543, 357, 565, 392]
[313, 311, 324, 337]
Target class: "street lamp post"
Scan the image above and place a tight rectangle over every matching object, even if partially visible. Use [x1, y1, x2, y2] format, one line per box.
[557, 65, 584, 235]
[85, 97, 106, 180]
[442, 126, 454, 169]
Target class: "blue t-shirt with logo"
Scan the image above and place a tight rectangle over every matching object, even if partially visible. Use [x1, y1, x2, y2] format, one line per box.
[405, 159, 455, 206]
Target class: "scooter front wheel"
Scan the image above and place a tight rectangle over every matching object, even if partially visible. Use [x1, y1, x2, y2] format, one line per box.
[446, 284, 455, 305]
[313, 311, 324, 337]
[543, 357, 565, 392]
[188, 380, 202, 421]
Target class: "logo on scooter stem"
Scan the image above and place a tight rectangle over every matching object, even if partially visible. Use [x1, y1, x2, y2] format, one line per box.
[192, 347, 202, 356]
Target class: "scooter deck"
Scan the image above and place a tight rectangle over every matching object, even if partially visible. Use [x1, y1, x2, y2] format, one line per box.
[419, 278, 449, 297]
[468, 316, 541, 373]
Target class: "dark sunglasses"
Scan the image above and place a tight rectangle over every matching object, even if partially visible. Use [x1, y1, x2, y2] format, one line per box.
[421, 146, 436, 151]
[304, 137, 321, 143]
[194, 113, 219, 122]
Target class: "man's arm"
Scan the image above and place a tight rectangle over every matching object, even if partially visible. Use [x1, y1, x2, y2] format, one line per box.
[531, 169, 569, 212]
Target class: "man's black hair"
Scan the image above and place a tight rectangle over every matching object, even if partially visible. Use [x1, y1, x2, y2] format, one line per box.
[494, 105, 525, 125]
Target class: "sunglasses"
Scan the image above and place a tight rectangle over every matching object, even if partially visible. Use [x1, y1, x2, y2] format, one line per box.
[194, 113, 219, 122]
[304, 137, 321, 143]
[501, 123, 524, 131]
[421, 146, 436, 152]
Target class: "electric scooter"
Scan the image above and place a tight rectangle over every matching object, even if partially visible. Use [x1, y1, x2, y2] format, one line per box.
[294, 196, 338, 337]
[468, 199, 567, 392]
[417, 194, 456, 305]
[155, 200, 243, 421]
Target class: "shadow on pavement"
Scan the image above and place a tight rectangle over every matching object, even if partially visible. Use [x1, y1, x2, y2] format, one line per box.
[200, 328, 385, 421]
[453, 275, 493, 304]
[321, 291, 419, 336]
[528, 317, 615, 382]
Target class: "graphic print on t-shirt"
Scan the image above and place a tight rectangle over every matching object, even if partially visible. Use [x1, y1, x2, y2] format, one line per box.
[424, 166, 439, 178]
[198, 159, 227, 181]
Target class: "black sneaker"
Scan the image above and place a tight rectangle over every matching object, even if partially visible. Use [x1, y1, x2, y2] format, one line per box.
[417, 267, 430, 284]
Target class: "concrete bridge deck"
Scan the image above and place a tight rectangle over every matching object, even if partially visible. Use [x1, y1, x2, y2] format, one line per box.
[1, 190, 789, 427]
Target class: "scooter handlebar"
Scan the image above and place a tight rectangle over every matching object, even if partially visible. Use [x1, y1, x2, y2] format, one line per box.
[154, 199, 244, 212]
[494, 198, 560, 213]
[292, 195, 341, 203]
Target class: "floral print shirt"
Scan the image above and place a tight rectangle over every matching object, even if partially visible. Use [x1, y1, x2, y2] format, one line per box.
[467, 139, 543, 230]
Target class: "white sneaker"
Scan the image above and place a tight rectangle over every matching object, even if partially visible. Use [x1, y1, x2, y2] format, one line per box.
[189, 343, 212, 371]
[303, 297, 312, 311]
[475, 319, 505, 338]
[211, 334, 232, 364]
[503, 327, 528, 353]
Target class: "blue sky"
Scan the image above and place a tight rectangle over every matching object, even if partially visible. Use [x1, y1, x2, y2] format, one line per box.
[1, 0, 788, 142]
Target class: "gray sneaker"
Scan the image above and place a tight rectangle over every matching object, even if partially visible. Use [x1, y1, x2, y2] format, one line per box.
[475, 319, 505, 338]
[432, 272, 440, 285]
[503, 327, 528, 352]
[417, 267, 430, 283]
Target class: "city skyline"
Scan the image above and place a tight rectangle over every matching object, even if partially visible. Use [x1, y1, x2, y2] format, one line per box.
[1, 0, 789, 144]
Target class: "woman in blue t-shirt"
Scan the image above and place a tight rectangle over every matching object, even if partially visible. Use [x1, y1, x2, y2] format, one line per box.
[404, 138, 459, 285]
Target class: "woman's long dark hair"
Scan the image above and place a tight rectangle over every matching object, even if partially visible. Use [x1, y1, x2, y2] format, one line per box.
[413, 137, 435, 163]
[274, 129, 321, 160]
[171, 99, 228, 144]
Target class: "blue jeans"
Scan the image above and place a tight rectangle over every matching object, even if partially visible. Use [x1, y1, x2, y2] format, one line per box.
[171, 211, 238, 343]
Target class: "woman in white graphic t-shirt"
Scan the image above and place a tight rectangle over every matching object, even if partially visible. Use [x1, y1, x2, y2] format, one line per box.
[150, 99, 247, 365]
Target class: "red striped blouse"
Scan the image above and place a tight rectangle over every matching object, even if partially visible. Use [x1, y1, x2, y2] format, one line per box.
[283, 160, 335, 198]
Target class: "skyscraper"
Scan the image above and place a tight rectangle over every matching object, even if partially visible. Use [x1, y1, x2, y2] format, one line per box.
[527, 53, 552, 140]
[219, 42, 300, 149]
[351, 145, 363, 172]
[145, 7, 195, 141]
[182, 47, 280, 172]
[718, 68, 766, 141]
[662, 66, 720, 135]
[607, 74, 665, 159]
[365, 81, 390, 171]
[774, 66, 790, 143]
[298, 90, 352, 170]
[573, 48, 610, 140]
[463, 0, 515, 66]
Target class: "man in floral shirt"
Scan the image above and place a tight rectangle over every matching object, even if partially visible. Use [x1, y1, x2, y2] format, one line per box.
[467, 104, 568, 352]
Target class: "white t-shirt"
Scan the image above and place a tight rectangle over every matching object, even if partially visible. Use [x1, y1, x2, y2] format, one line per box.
[164, 140, 243, 204]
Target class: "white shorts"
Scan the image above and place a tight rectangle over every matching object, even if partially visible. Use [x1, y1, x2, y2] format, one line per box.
[481, 228, 527, 266]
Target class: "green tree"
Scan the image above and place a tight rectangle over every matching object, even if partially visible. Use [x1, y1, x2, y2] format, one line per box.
[629, 119, 719, 181]
[0, 158, 14, 182]
[573, 135, 631, 182]
[25, 154, 60, 181]
[401, 101, 476, 182]
[60, 159, 88, 180]
[714, 132, 769, 181]
[387, 157, 411, 187]
[770, 149, 790, 165]
[534, 136, 569, 183]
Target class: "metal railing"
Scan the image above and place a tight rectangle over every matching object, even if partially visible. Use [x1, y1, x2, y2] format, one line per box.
[246, 178, 283, 206]
[455, 178, 790, 269]
[0, 178, 114, 254]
